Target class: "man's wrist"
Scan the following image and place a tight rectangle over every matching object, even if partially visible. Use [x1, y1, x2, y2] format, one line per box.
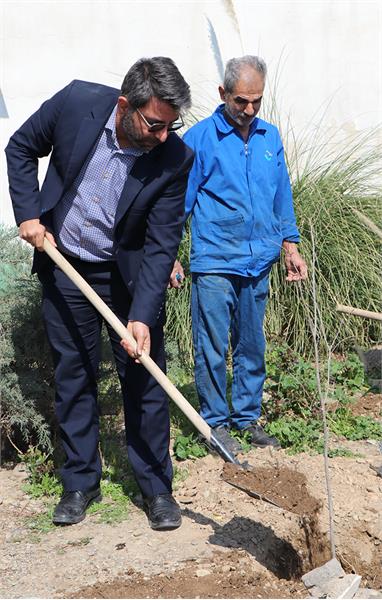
[282, 240, 299, 255]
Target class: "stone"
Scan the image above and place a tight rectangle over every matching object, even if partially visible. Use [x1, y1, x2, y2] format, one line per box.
[302, 558, 345, 589]
[365, 522, 382, 542]
[196, 568, 211, 577]
[354, 588, 382, 599]
[323, 574, 362, 599]
[221, 565, 231, 573]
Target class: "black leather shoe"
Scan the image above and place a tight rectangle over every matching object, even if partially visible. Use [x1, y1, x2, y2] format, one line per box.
[143, 493, 182, 531]
[242, 423, 281, 448]
[52, 488, 102, 525]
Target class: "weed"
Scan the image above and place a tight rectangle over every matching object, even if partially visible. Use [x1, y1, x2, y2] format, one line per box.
[20, 446, 62, 498]
[88, 479, 131, 525]
[266, 417, 323, 454]
[67, 537, 92, 547]
[327, 447, 362, 458]
[173, 465, 189, 489]
[229, 429, 252, 453]
[329, 410, 382, 441]
[265, 408, 381, 454]
[173, 433, 208, 460]
[23, 472, 63, 499]
[25, 506, 55, 540]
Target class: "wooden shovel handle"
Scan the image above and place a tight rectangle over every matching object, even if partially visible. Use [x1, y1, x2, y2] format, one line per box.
[43, 238, 212, 441]
[336, 303, 382, 322]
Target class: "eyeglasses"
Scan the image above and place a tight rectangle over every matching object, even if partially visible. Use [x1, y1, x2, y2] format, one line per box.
[136, 108, 184, 132]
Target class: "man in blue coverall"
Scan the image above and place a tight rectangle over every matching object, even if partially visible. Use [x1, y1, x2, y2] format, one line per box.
[182, 55, 308, 454]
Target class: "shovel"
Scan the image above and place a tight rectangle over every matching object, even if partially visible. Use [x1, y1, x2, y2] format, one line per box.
[43, 238, 280, 508]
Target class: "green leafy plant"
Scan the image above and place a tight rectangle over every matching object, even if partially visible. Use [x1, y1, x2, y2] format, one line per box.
[229, 428, 252, 453]
[263, 346, 369, 421]
[330, 410, 382, 441]
[266, 417, 324, 454]
[21, 446, 62, 498]
[173, 433, 208, 460]
[329, 354, 367, 391]
[173, 465, 189, 489]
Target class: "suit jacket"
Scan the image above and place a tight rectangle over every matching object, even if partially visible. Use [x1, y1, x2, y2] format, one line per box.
[5, 80, 194, 327]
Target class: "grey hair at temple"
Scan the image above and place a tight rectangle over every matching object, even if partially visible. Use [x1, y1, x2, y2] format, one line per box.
[224, 56, 267, 93]
[121, 56, 191, 112]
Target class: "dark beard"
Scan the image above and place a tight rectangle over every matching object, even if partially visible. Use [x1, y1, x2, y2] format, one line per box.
[121, 110, 159, 152]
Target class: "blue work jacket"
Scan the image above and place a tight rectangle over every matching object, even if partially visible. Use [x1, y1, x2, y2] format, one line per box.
[183, 105, 300, 277]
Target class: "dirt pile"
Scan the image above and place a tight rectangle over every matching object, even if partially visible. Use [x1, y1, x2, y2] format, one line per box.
[221, 463, 321, 515]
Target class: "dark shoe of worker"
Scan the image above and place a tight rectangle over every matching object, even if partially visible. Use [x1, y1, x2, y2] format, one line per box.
[207, 425, 243, 457]
[143, 493, 182, 531]
[52, 487, 102, 525]
[241, 423, 281, 449]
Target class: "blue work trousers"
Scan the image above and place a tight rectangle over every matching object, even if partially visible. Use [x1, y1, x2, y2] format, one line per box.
[191, 271, 269, 429]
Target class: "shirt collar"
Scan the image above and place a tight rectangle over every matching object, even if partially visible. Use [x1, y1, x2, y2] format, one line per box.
[105, 105, 144, 157]
[212, 104, 267, 136]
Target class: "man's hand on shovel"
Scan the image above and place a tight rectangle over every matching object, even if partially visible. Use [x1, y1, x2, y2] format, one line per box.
[121, 320, 151, 363]
[19, 218, 57, 251]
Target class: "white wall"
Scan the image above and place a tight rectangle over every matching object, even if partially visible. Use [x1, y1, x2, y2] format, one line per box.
[1, 0, 381, 225]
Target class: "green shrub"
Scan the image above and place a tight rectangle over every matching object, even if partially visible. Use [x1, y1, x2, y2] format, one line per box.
[0, 225, 123, 461]
[0, 226, 54, 457]
[262, 345, 368, 420]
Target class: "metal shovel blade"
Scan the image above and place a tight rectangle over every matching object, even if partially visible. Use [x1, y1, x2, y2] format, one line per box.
[209, 432, 283, 509]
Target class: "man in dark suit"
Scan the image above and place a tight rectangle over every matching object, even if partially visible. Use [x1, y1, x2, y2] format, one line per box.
[5, 57, 193, 529]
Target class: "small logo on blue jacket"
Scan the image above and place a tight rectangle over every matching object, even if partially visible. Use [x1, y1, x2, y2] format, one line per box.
[264, 150, 273, 161]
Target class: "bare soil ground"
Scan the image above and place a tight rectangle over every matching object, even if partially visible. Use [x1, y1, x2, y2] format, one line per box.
[1, 427, 381, 599]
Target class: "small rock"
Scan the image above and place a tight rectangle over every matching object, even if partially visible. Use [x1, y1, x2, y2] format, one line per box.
[196, 568, 211, 577]
[355, 588, 382, 598]
[13, 463, 27, 474]
[323, 574, 362, 599]
[178, 497, 194, 504]
[115, 543, 125, 550]
[366, 486, 379, 493]
[302, 558, 345, 589]
[365, 522, 382, 541]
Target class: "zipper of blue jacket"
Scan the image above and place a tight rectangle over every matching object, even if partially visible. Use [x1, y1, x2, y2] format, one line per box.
[244, 136, 257, 273]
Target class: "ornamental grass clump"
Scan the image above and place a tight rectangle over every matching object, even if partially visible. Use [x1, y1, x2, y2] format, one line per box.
[267, 125, 382, 355]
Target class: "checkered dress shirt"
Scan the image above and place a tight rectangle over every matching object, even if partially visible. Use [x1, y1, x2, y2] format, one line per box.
[53, 106, 143, 262]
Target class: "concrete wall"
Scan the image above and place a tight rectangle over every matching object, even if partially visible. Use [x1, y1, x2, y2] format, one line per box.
[1, 0, 381, 225]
